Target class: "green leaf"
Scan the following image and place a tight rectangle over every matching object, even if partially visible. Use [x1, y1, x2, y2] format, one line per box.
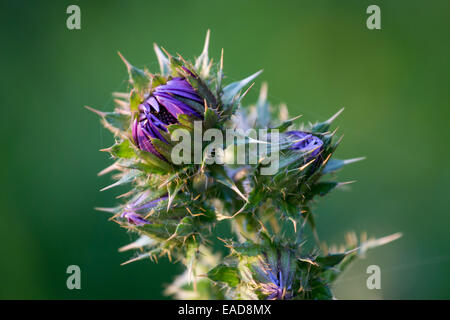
[175, 216, 195, 237]
[122, 161, 167, 175]
[138, 150, 172, 173]
[204, 106, 218, 129]
[118, 52, 150, 93]
[232, 241, 261, 256]
[129, 90, 141, 112]
[103, 112, 130, 132]
[180, 68, 218, 108]
[151, 138, 173, 161]
[108, 139, 135, 159]
[138, 223, 174, 241]
[153, 43, 170, 76]
[151, 74, 167, 87]
[194, 29, 211, 78]
[207, 264, 240, 287]
[300, 206, 314, 226]
[308, 279, 334, 300]
[210, 165, 248, 203]
[176, 96, 205, 115]
[315, 253, 347, 269]
[222, 70, 263, 105]
[85, 106, 130, 132]
[167, 180, 182, 210]
[100, 170, 141, 192]
[311, 108, 344, 133]
[177, 114, 200, 129]
[169, 56, 184, 76]
[269, 115, 301, 133]
[309, 181, 339, 198]
[322, 157, 365, 174]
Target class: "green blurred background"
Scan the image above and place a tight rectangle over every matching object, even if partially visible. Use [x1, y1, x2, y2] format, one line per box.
[1, 0, 449, 299]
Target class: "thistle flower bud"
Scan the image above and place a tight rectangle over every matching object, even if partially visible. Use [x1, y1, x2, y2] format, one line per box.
[120, 194, 168, 226]
[286, 130, 323, 160]
[132, 77, 203, 159]
[206, 237, 297, 300]
[253, 250, 295, 300]
[120, 211, 150, 226]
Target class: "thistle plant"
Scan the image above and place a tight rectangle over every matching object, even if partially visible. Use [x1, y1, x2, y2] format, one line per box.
[88, 31, 401, 300]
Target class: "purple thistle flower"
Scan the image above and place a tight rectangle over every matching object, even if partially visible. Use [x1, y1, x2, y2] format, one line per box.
[260, 270, 293, 300]
[286, 131, 323, 160]
[255, 253, 294, 300]
[120, 194, 168, 226]
[132, 77, 203, 159]
[121, 211, 150, 226]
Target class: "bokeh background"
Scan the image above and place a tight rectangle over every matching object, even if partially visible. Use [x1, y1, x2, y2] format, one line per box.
[1, 0, 449, 299]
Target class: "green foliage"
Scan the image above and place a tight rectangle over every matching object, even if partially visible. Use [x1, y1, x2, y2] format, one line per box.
[207, 265, 241, 287]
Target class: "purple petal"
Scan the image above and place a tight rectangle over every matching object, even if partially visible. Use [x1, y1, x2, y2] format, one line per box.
[146, 96, 160, 112]
[287, 131, 323, 159]
[158, 78, 197, 91]
[132, 118, 139, 147]
[144, 121, 168, 143]
[132, 76, 203, 155]
[180, 67, 196, 77]
[154, 92, 200, 117]
[121, 211, 149, 226]
[135, 195, 168, 212]
[156, 88, 203, 103]
[135, 122, 161, 157]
